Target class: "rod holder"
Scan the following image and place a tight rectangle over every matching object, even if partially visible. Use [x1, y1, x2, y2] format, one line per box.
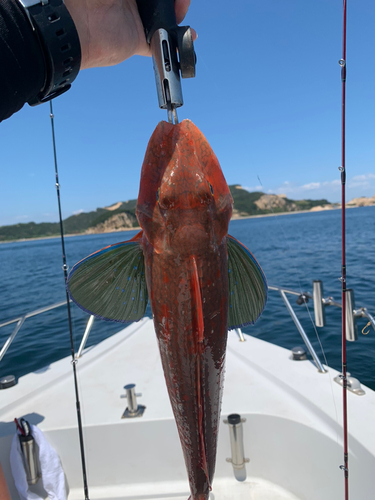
[224, 414, 249, 482]
[280, 289, 327, 373]
[345, 289, 358, 342]
[313, 280, 326, 327]
[19, 434, 41, 485]
[121, 384, 146, 418]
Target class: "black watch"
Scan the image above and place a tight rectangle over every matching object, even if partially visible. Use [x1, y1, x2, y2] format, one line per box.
[18, 0, 81, 105]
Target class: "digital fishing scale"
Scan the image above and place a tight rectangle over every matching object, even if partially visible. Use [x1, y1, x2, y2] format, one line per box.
[136, 0, 196, 124]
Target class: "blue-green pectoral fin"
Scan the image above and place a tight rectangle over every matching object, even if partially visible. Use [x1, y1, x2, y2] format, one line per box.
[227, 235, 268, 330]
[67, 240, 148, 323]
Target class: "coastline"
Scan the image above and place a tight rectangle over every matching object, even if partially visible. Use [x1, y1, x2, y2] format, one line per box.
[230, 206, 340, 221]
[1, 204, 373, 245]
[0, 225, 140, 245]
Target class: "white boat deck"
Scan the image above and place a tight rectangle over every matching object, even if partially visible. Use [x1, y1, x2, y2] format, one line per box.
[67, 477, 301, 500]
[1, 318, 375, 500]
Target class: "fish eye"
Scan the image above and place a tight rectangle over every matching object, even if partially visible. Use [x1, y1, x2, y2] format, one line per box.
[156, 187, 160, 203]
[208, 182, 214, 196]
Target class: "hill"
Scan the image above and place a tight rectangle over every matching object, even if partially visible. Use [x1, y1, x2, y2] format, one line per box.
[0, 202, 138, 242]
[229, 185, 329, 216]
[0, 187, 332, 242]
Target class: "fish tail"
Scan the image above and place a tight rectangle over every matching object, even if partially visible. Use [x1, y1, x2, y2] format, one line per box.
[191, 256, 212, 492]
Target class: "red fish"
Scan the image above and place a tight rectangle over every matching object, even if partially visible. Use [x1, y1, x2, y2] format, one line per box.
[67, 120, 267, 499]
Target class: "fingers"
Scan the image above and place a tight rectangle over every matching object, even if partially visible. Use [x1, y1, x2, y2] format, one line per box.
[175, 0, 191, 24]
[175, 0, 197, 40]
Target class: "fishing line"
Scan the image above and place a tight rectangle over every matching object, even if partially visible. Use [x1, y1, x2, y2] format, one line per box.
[254, 180, 336, 378]
[255, 175, 342, 446]
[303, 303, 340, 447]
[49, 101, 90, 500]
[255, 175, 313, 294]
[255, 174, 333, 357]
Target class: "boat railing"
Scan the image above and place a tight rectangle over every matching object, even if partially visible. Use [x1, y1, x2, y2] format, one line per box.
[268, 285, 328, 373]
[0, 300, 68, 364]
[267, 282, 375, 373]
[0, 282, 374, 372]
[0, 299, 97, 364]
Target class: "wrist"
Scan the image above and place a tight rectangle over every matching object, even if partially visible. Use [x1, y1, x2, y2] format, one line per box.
[18, 0, 81, 104]
[64, 0, 113, 69]
[63, 0, 90, 69]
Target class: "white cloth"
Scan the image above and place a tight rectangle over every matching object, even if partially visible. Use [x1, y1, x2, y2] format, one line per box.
[10, 424, 66, 500]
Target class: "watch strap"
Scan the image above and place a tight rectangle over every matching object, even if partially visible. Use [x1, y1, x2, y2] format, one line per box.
[19, 0, 81, 105]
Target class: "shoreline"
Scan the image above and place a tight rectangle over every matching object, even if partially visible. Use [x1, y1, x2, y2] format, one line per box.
[1, 204, 373, 245]
[231, 206, 339, 221]
[0, 225, 140, 245]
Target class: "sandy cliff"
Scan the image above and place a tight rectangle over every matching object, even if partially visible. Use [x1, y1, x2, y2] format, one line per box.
[346, 195, 375, 207]
[85, 212, 138, 234]
[255, 194, 297, 211]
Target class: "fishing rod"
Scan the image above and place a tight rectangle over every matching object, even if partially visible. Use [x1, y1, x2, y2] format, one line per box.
[49, 101, 90, 500]
[338, 1, 349, 499]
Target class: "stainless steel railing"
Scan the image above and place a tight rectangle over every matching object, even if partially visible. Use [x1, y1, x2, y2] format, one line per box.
[1, 282, 374, 370]
[272, 286, 327, 373]
[267, 282, 375, 372]
[0, 300, 68, 363]
[0, 300, 95, 364]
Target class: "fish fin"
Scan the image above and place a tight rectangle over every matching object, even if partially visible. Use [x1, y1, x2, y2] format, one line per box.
[227, 235, 268, 329]
[67, 234, 148, 323]
[190, 256, 204, 344]
[190, 256, 211, 490]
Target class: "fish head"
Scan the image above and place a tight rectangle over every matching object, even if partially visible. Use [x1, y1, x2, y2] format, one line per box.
[136, 120, 233, 254]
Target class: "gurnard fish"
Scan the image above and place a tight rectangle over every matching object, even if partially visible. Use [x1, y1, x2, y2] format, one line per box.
[67, 120, 267, 499]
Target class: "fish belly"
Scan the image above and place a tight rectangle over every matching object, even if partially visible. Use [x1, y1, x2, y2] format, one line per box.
[145, 245, 228, 500]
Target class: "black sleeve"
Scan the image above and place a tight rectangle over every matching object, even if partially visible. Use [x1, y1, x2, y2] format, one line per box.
[0, 0, 45, 122]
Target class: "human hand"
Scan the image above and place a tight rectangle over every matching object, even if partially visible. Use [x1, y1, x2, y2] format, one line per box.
[64, 0, 194, 70]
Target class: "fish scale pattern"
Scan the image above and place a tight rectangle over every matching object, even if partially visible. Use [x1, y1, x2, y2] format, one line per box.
[144, 244, 228, 500]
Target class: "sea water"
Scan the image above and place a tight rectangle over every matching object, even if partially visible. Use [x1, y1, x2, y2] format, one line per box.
[0, 207, 374, 389]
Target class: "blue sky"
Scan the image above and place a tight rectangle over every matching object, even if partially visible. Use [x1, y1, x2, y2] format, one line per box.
[1, 0, 374, 226]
